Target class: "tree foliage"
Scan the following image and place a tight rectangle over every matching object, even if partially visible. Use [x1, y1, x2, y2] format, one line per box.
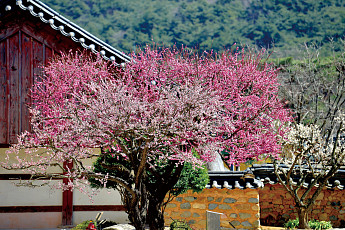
[89, 147, 209, 201]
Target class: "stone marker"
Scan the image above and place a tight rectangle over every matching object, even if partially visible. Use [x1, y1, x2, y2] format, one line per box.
[206, 210, 223, 230]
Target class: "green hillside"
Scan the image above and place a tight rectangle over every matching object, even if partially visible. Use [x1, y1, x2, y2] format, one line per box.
[43, 0, 345, 56]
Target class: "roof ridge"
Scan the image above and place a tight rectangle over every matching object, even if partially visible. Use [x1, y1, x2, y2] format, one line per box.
[3, 0, 131, 65]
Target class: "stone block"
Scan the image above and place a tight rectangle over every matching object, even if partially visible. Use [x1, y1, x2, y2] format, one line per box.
[181, 202, 191, 209]
[239, 213, 252, 219]
[252, 204, 259, 211]
[184, 196, 197, 202]
[248, 198, 259, 203]
[166, 203, 177, 208]
[224, 198, 237, 203]
[220, 220, 232, 227]
[237, 197, 247, 203]
[319, 213, 328, 221]
[219, 204, 232, 210]
[207, 197, 214, 201]
[215, 197, 222, 202]
[331, 201, 341, 206]
[262, 208, 273, 212]
[176, 197, 183, 202]
[312, 209, 319, 214]
[253, 220, 260, 227]
[230, 220, 241, 226]
[192, 203, 206, 209]
[330, 215, 337, 221]
[268, 193, 276, 199]
[230, 213, 238, 218]
[276, 199, 283, 205]
[208, 203, 218, 210]
[241, 221, 252, 227]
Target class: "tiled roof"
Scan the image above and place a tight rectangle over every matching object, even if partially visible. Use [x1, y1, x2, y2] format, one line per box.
[208, 170, 264, 190]
[207, 164, 345, 190]
[1, 0, 131, 65]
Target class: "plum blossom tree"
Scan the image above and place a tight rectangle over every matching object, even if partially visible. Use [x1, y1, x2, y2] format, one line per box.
[2, 47, 291, 230]
[274, 121, 345, 229]
[274, 45, 345, 229]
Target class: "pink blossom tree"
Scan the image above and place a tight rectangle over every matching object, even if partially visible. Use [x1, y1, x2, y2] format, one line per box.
[3, 47, 291, 230]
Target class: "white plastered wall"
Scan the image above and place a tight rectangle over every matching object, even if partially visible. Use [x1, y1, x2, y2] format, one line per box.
[73, 157, 128, 225]
[0, 148, 128, 228]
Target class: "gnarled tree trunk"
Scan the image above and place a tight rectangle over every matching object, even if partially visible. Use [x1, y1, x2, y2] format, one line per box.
[147, 198, 165, 230]
[297, 206, 310, 229]
[121, 182, 149, 230]
[146, 161, 184, 230]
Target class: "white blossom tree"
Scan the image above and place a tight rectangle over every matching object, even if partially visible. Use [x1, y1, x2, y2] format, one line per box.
[274, 43, 345, 229]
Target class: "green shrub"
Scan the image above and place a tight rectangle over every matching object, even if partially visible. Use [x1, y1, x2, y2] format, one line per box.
[308, 220, 333, 230]
[71, 220, 97, 230]
[170, 219, 192, 230]
[284, 218, 332, 229]
[284, 218, 299, 229]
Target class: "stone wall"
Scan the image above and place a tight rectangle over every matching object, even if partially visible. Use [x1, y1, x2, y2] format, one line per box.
[164, 188, 260, 229]
[260, 184, 345, 228]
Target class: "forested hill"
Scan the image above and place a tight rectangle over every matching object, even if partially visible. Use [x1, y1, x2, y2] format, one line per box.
[43, 0, 345, 56]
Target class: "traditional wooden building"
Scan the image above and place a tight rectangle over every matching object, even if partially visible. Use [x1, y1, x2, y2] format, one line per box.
[0, 0, 130, 228]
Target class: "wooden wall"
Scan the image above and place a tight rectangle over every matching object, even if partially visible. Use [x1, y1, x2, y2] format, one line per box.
[0, 7, 130, 228]
[0, 30, 54, 144]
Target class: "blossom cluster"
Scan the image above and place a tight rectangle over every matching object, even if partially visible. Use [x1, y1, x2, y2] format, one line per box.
[3, 47, 291, 189]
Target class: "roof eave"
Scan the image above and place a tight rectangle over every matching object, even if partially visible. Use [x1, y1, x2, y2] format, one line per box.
[11, 0, 131, 65]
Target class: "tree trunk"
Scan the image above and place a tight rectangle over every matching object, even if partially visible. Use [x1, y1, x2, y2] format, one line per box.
[121, 183, 148, 230]
[127, 206, 146, 230]
[146, 161, 184, 230]
[297, 207, 310, 229]
[147, 199, 165, 230]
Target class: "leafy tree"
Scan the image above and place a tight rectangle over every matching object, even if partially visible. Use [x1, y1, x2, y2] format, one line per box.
[273, 44, 345, 229]
[89, 148, 209, 227]
[3, 47, 290, 229]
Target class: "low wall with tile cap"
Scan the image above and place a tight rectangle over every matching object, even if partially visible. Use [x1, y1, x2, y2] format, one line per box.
[164, 188, 260, 229]
[260, 184, 345, 228]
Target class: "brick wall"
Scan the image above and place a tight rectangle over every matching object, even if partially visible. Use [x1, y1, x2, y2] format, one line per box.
[164, 188, 260, 229]
[260, 184, 345, 228]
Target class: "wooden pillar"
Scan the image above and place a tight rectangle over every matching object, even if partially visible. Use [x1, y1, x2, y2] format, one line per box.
[62, 161, 73, 226]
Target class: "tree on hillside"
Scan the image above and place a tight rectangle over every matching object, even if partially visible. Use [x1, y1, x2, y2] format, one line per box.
[274, 44, 345, 229]
[2, 47, 291, 230]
